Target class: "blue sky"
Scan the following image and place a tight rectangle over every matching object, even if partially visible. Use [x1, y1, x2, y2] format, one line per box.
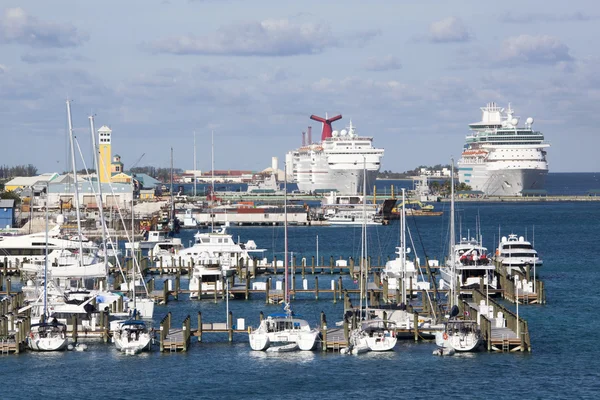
[1, 0, 598, 173]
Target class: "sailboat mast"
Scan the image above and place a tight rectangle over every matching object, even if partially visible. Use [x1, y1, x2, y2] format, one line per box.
[89, 115, 109, 273]
[211, 131, 214, 233]
[284, 166, 289, 307]
[66, 100, 85, 272]
[44, 183, 49, 319]
[131, 177, 136, 313]
[450, 159, 456, 308]
[170, 147, 174, 230]
[193, 131, 197, 197]
[401, 188, 407, 303]
[361, 157, 368, 313]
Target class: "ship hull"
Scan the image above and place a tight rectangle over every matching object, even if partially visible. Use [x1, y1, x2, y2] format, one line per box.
[459, 163, 548, 196]
[296, 168, 379, 195]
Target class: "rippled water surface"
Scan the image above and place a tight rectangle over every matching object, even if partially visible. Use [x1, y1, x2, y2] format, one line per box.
[2, 199, 599, 400]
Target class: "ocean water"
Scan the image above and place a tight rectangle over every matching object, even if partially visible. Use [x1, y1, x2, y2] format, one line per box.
[2, 200, 600, 399]
[178, 172, 600, 196]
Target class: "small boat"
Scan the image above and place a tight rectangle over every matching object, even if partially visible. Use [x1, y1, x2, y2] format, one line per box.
[341, 328, 371, 355]
[113, 319, 152, 355]
[433, 346, 455, 356]
[265, 343, 299, 353]
[435, 317, 482, 353]
[360, 319, 397, 352]
[27, 320, 68, 352]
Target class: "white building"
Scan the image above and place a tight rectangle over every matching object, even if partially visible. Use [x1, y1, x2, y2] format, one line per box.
[47, 182, 133, 209]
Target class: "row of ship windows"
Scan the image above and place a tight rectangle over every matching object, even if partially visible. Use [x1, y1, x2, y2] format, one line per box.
[186, 252, 237, 258]
[483, 141, 542, 145]
[1, 249, 46, 256]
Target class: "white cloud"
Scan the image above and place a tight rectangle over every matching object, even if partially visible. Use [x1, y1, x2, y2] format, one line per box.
[149, 19, 338, 56]
[498, 35, 573, 65]
[363, 55, 402, 72]
[501, 11, 598, 24]
[428, 17, 470, 43]
[0, 63, 7, 73]
[21, 50, 85, 64]
[0, 7, 88, 48]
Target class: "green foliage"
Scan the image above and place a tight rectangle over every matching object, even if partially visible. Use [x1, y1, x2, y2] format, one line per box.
[0, 191, 21, 205]
[130, 166, 182, 182]
[0, 164, 38, 179]
[378, 164, 452, 178]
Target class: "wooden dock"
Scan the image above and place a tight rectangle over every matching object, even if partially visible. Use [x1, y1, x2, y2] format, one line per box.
[463, 289, 531, 352]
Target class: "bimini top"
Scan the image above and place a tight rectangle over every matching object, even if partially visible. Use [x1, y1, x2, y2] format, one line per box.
[120, 319, 147, 327]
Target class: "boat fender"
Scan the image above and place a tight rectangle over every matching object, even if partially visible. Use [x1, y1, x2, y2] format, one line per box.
[443, 332, 448, 340]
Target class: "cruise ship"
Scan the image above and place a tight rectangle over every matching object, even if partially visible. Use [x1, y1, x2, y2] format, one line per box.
[458, 103, 550, 196]
[286, 114, 384, 195]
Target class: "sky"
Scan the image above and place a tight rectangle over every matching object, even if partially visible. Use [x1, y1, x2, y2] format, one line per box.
[0, 0, 598, 174]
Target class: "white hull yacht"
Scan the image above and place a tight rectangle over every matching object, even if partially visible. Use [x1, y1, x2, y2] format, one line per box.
[113, 319, 152, 355]
[27, 320, 69, 351]
[495, 234, 542, 272]
[249, 313, 319, 351]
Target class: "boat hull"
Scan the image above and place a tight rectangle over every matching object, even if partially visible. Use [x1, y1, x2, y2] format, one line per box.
[27, 336, 68, 352]
[295, 168, 380, 195]
[458, 163, 548, 197]
[114, 334, 152, 354]
[435, 330, 482, 352]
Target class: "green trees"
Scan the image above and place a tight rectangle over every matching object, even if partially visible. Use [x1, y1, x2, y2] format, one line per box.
[0, 164, 38, 179]
[0, 191, 21, 205]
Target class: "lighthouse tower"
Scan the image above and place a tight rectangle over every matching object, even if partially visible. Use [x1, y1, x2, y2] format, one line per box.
[98, 126, 112, 183]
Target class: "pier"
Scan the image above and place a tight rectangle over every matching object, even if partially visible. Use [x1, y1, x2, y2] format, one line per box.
[0, 247, 545, 355]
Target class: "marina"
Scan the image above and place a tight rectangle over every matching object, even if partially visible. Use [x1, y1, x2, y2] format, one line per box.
[2, 0, 600, 397]
[0, 184, 598, 399]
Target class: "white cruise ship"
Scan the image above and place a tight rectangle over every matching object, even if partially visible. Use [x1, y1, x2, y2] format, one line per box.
[286, 114, 384, 195]
[458, 103, 550, 196]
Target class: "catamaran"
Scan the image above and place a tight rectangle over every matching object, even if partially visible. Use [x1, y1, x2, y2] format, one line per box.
[248, 173, 320, 352]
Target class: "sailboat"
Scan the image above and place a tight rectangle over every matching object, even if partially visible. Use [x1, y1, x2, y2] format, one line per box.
[435, 160, 483, 353]
[27, 190, 69, 352]
[113, 176, 152, 355]
[371, 188, 436, 338]
[248, 170, 320, 352]
[344, 160, 397, 354]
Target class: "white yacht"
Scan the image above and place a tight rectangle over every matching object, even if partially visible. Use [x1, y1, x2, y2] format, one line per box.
[0, 225, 97, 267]
[438, 237, 497, 291]
[27, 320, 69, 352]
[435, 315, 483, 352]
[458, 103, 549, 196]
[248, 312, 320, 351]
[495, 234, 542, 272]
[353, 319, 397, 353]
[286, 115, 384, 195]
[248, 179, 319, 352]
[435, 162, 483, 353]
[159, 226, 268, 270]
[112, 319, 152, 355]
[321, 193, 383, 225]
[383, 252, 432, 292]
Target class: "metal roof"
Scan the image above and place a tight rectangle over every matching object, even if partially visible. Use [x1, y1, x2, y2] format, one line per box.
[48, 182, 132, 194]
[0, 199, 15, 208]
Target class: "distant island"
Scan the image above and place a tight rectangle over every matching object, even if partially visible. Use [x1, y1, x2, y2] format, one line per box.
[377, 164, 452, 179]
